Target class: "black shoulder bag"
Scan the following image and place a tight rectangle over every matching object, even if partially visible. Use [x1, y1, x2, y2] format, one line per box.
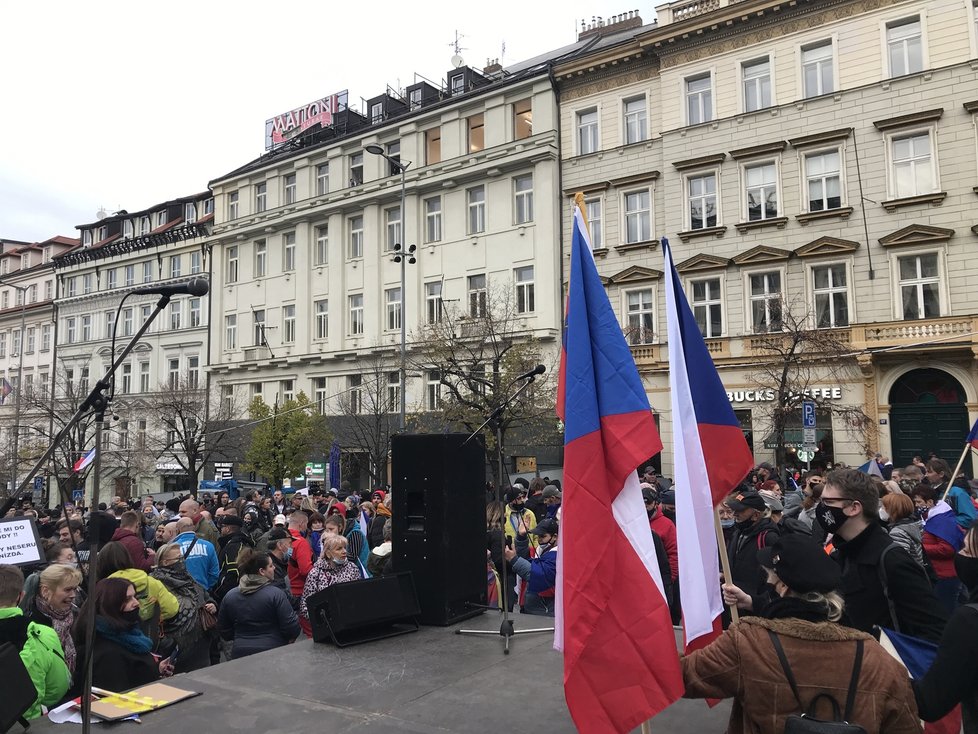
[767, 629, 867, 734]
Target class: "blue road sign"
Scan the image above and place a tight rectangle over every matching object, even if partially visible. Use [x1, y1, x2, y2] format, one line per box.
[33, 476, 43, 492]
[802, 401, 817, 428]
[72, 489, 84, 503]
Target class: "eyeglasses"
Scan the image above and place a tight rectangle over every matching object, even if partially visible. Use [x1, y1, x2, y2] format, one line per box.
[820, 495, 855, 507]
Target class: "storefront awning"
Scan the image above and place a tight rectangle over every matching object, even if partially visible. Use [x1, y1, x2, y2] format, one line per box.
[763, 428, 831, 450]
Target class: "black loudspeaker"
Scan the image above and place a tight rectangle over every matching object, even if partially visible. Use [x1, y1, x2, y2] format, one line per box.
[391, 433, 487, 626]
[306, 572, 421, 647]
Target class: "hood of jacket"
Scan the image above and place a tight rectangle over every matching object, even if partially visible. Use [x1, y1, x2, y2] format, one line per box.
[0, 606, 29, 649]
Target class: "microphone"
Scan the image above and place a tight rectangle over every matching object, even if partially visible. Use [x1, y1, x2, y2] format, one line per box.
[514, 364, 546, 381]
[132, 278, 210, 297]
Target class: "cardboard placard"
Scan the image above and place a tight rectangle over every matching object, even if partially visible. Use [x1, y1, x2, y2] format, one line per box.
[88, 682, 201, 721]
[0, 518, 43, 566]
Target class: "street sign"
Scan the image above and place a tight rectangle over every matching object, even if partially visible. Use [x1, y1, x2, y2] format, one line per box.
[803, 427, 817, 448]
[802, 401, 817, 429]
[32, 476, 44, 503]
[305, 462, 325, 480]
[72, 489, 84, 504]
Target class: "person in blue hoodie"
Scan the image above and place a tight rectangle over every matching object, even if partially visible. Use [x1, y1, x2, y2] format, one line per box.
[504, 517, 558, 616]
[173, 518, 220, 591]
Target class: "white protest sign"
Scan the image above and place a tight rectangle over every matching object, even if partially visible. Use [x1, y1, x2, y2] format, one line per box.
[0, 518, 43, 565]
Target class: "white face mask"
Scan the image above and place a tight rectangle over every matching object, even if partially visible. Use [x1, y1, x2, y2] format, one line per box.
[879, 507, 889, 522]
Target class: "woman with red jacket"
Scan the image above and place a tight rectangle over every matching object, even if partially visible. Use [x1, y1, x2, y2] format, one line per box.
[913, 485, 964, 613]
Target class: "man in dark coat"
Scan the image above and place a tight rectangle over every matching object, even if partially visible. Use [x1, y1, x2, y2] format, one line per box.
[726, 489, 780, 605]
[213, 516, 255, 602]
[820, 468, 947, 642]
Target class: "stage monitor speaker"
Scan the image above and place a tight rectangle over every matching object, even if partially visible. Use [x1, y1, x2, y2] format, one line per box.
[391, 433, 487, 626]
[306, 572, 421, 647]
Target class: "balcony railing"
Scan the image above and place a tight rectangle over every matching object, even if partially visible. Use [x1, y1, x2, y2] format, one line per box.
[654, 0, 743, 25]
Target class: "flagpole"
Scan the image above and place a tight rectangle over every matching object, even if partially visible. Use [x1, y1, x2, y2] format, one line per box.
[942, 443, 973, 503]
[713, 506, 739, 624]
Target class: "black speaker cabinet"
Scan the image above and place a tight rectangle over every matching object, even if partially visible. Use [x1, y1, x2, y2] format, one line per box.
[391, 433, 487, 625]
[306, 572, 421, 647]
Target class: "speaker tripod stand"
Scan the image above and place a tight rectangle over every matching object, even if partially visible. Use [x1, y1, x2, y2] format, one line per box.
[455, 368, 554, 654]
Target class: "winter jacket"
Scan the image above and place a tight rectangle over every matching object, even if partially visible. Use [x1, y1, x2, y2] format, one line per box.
[649, 509, 678, 581]
[913, 603, 978, 731]
[922, 530, 959, 580]
[682, 607, 922, 734]
[174, 531, 220, 590]
[937, 483, 977, 530]
[214, 530, 255, 602]
[511, 544, 557, 616]
[0, 606, 70, 720]
[832, 523, 947, 642]
[727, 517, 780, 597]
[369, 504, 392, 549]
[82, 633, 159, 692]
[287, 528, 314, 597]
[194, 517, 220, 548]
[887, 517, 925, 568]
[218, 581, 299, 659]
[110, 527, 153, 572]
[504, 505, 538, 553]
[344, 520, 370, 576]
[299, 558, 363, 620]
[108, 568, 179, 624]
[367, 541, 393, 577]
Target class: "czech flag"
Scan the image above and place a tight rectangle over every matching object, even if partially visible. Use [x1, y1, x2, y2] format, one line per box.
[555, 196, 682, 733]
[73, 448, 96, 473]
[662, 237, 754, 649]
[967, 418, 978, 449]
[0, 377, 12, 404]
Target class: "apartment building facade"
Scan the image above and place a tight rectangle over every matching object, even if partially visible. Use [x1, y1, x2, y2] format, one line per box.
[556, 0, 978, 474]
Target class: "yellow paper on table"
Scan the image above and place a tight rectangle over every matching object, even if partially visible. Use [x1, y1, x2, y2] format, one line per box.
[89, 682, 201, 721]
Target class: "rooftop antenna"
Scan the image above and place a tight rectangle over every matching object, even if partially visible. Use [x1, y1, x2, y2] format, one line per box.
[96, 206, 108, 220]
[449, 30, 467, 69]
[500, 40, 506, 68]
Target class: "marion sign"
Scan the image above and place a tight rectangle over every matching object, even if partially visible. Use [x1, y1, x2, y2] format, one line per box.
[265, 91, 349, 150]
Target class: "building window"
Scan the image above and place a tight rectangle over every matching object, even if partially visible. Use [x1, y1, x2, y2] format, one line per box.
[139, 216, 150, 235]
[169, 255, 181, 278]
[623, 96, 648, 144]
[315, 299, 328, 339]
[140, 304, 151, 326]
[585, 198, 602, 249]
[225, 314, 237, 350]
[168, 358, 180, 389]
[142, 261, 153, 283]
[468, 274, 487, 318]
[67, 277, 77, 297]
[187, 356, 200, 388]
[184, 202, 197, 223]
[125, 265, 135, 287]
[686, 172, 718, 230]
[122, 308, 133, 337]
[104, 310, 114, 338]
[203, 198, 214, 216]
[370, 102, 384, 124]
[228, 191, 239, 219]
[409, 88, 422, 110]
[467, 186, 486, 234]
[81, 314, 92, 341]
[11, 329, 21, 355]
[349, 152, 363, 186]
[425, 282, 443, 324]
[742, 57, 772, 112]
[385, 287, 402, 331]
[749, 272, 783, 333]
[316, 164, 329, 196]
[65, 318, 76, 344]
[226, 246, 238, 283]
[691, 278, 723, 338]
[514, 98, 532, 139]
[889, 132, 936, 198]
[313, 378, 327, 413]
[887, 17, 923, 77]
[385, 206, 402, 251]
[425, 128, 441, 165]
[514, 174, 533, 224]
[424, 198, 442, 242]
[255, 182, 267, 213]
[155, 210, 166, 228]
[745, 163, 779, 221]
[898, 254, 940, 320]
[576, 108, 598, 155]
[254, 240, 267, 277]
[41, 324, 51, 351]
[349, 215, 364, 259]
[623, 189, 652, 243]
[123, 220, 134, 239]
[190, 251, 201, 274]
[0, 333, 5, 358]
[685, 73, 713, 125]
[283, 174, 296, 205]
[83, 273, 93, 294]
[169, 302, 182, 330]
[253, 310, 266, 346]
[801, 41, 834, 97]
[121, 364, 132, 394]
[349, 294, 364, 335]
[387, 372, 400, 413]
[348, 375, 362, 414]
[27, 285, 36, 303]
[315, 225, 329, 265]
[283, 232, 296, 271]
[386, 141, 401, 175]
[280, 379, 295, 403]
[189, 298, 201, 327]
[25, 327, 35, 354]
[804, 150, 842, 211]
[515, 266, 535, 314]
[625, 289, 655, 345]
[139, 361, 151, 393]
[283, 304, 296, 343]
[426, 370, 441, 411]
[467, 114, 485, 153]
[813, 264, 849, 328]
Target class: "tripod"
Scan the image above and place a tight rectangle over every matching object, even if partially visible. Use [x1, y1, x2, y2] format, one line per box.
[455, 371, 554, 654]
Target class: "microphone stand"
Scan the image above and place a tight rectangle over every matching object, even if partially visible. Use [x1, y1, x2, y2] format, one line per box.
[455, 374, 554, 654]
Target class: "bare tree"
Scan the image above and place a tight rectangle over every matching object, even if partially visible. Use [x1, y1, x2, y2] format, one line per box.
[747, 295, 874, 471]
[410, 286, 558, 487]
[333, 353, 398, 486]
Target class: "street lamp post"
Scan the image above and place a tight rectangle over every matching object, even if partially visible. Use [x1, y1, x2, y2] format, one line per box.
[364, 144, 413, 430]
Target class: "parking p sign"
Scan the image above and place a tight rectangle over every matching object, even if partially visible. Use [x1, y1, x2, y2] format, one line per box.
[802, 401, 817, 429]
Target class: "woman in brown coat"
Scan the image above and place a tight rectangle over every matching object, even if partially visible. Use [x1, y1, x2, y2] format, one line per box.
[682, 534, 921, 734]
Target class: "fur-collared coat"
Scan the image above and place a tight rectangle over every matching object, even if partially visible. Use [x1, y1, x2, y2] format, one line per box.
[682, 609, 922, 734]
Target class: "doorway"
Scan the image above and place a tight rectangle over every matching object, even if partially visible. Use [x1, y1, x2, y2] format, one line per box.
[889, 368, 970, 472]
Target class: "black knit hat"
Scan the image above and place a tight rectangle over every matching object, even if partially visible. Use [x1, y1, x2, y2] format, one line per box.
[757, 535, 841, 594]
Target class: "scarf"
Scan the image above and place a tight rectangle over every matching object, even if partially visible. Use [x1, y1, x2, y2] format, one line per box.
[36, 597, 77, 674]
[95, 616, 153, 654]
[239, 574, 270, 595]
[150, 564, 204, 646]
[763, 595, 832, 624]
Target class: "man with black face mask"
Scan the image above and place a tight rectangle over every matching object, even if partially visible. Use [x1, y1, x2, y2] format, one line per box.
[725, 489, 780, 610]
[820, 468, 947, 642]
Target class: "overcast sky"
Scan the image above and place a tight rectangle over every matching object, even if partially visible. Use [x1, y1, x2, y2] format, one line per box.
[1, 1, 643, 242]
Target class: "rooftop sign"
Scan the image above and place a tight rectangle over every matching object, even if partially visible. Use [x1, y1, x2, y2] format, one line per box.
[264, 91, 349, 150]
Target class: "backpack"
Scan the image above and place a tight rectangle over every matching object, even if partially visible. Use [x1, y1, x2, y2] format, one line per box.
[0, 641, 34, 731]
[768, 629, 867, 733]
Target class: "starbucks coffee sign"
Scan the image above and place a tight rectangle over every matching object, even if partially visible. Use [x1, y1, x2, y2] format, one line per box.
[726, 387, 843, 403]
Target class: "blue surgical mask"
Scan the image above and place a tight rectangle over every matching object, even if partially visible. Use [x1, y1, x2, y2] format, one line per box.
[285, 547, 294, 561]
[720, 518, 735, 529]
[332, 556, 348, 566]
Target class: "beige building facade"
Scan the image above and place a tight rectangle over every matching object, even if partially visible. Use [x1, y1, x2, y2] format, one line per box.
[556, 0, 978, 475]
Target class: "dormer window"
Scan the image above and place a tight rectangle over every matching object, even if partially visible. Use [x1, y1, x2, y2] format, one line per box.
[203, 198, 214, 215]
[20, 253, 29, 269]
[370, 102, 384, 123]
[155, 210, 167, 227]
[185, 202, 197, 223]
[123, 220, 134, 238]
[450, 74, 465, 95]
[139, 216, 150, 235]
[42, 246, 52, 264]
[97, 225, 108, 241]
[409, 88, 422, 110]
[82, 230, 93, 246]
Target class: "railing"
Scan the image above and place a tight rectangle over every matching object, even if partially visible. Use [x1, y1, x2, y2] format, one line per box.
[856, 317, 976, 346]
[655, 0, 742, 25]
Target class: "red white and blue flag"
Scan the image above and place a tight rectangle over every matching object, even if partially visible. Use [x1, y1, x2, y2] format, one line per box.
[555, 198, 682, 734]
[967, 418, 978, 449]
[662, 237, 754, 650]
[0, 377, 12, 404]
[73, 448, 96, 473]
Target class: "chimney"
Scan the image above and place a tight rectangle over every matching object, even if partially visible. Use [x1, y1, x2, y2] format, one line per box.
[578, 9, 642, 40]
[483, 58, 503, 76]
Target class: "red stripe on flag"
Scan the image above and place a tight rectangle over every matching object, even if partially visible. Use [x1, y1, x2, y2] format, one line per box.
[697, 423, 755, 505]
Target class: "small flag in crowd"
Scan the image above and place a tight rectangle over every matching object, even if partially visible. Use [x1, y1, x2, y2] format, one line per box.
[967, 418, 978, 449]
[555, 196, 682, 734]
[0, 377, 12, 404]
[73, 448, 96, 473]
[878, 628, 961, 734]
[662, 237, 754, 650]
[857, 459, 883, 478]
